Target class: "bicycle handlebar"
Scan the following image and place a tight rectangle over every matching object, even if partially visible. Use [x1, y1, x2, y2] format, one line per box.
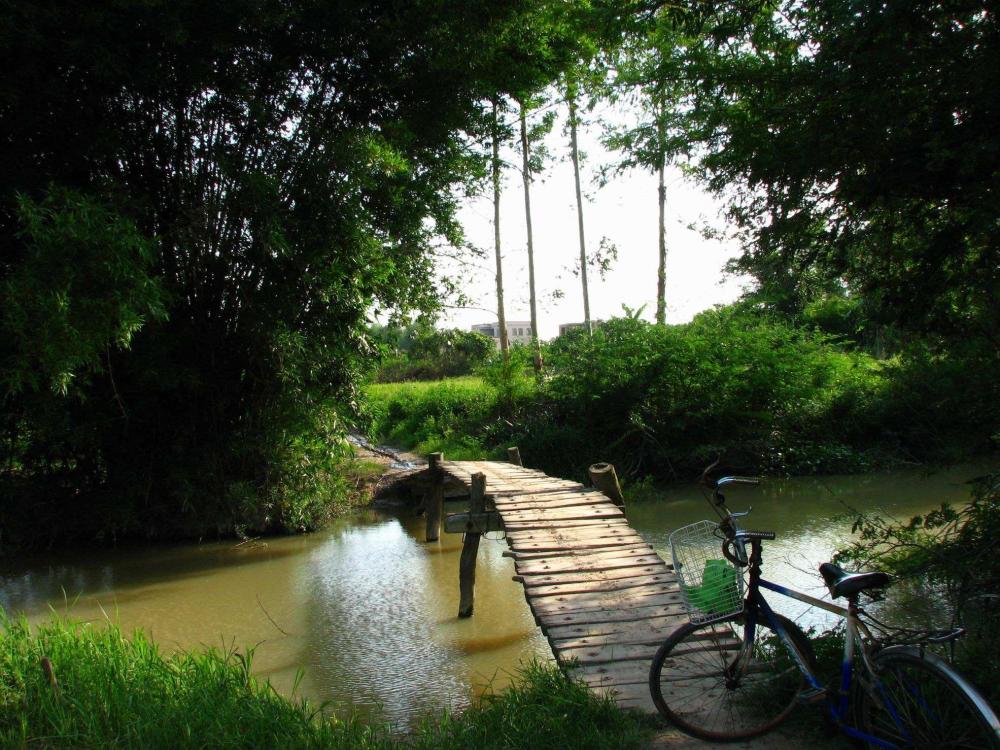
[739, 530, 776, 540]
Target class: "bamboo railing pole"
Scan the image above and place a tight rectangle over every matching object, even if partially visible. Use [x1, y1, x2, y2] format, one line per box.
[425, 452, 444, 542]
[458, 472, 487, 617]
[588, 462, 625, 510]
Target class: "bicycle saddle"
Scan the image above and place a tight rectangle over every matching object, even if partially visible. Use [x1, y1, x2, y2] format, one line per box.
[819, 562, 890, 599]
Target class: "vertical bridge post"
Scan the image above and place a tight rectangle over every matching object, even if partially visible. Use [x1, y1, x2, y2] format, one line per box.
[458, 472, 487, 618]
[588, 462, 625, 511]
[507, 446, 522, 466]
[425, 452, 444, 542]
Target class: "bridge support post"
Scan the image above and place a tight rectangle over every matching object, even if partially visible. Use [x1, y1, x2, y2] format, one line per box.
[458, 472, 487, 617]
[588, 462, 625, 511]
[507, 446, 522, 466]
[425, 452, 444, 542]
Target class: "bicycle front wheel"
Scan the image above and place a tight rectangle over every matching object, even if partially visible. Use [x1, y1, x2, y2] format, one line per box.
[649, 611, 814, 742]
[859, 646, 1000, 749]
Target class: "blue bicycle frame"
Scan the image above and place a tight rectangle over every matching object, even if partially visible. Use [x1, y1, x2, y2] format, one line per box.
[741, 548, 908, 750]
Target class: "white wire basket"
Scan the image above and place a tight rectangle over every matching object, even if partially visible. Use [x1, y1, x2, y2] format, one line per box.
[670, 519, 745, 624]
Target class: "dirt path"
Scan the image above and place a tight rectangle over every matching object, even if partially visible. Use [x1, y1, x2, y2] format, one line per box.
[649, 724, 849, 749]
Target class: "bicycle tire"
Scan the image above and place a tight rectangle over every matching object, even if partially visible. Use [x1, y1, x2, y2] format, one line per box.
[649, 611, 815, 742]
[859, 646, 1000, 749]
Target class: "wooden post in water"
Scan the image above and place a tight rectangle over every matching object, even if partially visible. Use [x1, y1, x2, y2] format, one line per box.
[425, 452, 444, 542]
[507, 446, 523, 467]
[588, 462, 625, 511]
[458, 472, 487, 617]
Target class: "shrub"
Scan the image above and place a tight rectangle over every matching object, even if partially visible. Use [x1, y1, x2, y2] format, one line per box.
[837, 472, 1000, 703]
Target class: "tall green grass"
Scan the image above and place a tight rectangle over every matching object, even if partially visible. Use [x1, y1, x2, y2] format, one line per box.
[365, 376, 528, 460]
[0, 615, 650, 749]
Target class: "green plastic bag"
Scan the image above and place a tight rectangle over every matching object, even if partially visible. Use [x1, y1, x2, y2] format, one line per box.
[683, 559, 739, 614]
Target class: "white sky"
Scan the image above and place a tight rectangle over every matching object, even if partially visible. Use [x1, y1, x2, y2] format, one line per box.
[434, 99, 751, 341]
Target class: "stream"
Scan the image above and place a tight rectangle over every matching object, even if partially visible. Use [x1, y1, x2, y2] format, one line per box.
[1, 462, 993, 726]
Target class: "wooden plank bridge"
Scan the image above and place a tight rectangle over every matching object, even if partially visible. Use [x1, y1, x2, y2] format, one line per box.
[406, 451, 687, 714]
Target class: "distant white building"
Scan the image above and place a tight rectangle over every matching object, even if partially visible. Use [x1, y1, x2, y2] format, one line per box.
[558, 321, 603, 336]
[471, 321, 534, 348]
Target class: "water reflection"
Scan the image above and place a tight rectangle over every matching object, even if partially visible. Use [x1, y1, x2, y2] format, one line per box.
[0, 463, 992, 722]
[629, 464, 992, 630]
[0, 506, 549, 726]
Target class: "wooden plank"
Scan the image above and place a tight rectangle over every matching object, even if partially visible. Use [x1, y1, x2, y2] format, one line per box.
[549, 628, 687, 651]
[493, 494, 618, 512]
[529, 588, 683, 617]
[556, 642, 660, 665]
[504, 518, 628, 532]
[436, 460, 690, 715]
[546, 615, 687, 641]
[515, 552, 663, 575]
[506, 536, 647, 553]
[501, 505, 625, 523]
[523, 572, 677, 598]
[504, 525, 640, 542]
[518, 563, 674, 586]
[505, 525, 645, 541]
[506, 542, 652, 561]
[512, 545, 660, 565]
[536, 601, 688, 627]
[591, 683, 656, 712]
[569, 662, 651, 687]
[492, 487, 607, 501]
[443, 510, 503, 534]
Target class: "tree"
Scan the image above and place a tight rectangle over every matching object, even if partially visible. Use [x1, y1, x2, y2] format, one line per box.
[518, 98, 555, 373]
[490, 97, 512, 360]
[602, 20, 687, 326]
[0, 0, 586, 547]
[566, 76, 595, 334]
[666, 0, 1000, 346]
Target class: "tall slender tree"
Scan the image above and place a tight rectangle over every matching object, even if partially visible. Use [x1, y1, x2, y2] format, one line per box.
[654, 89, 668, 325]
[602, 30, 685, 327]
[566, 79, 593, 335]
[491, 98, 510, 358]
[518, 104, 542, 371]
[517, 98, 555, 373]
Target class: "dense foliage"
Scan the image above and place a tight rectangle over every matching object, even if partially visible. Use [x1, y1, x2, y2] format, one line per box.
[0, 615, 650, 749]
[368, 309, 1000, 482]
[371, 324, 494, 383]
[0, 0, 582, 550]
[652, 1, 1000, 343]
[837, 472, 1000, 703]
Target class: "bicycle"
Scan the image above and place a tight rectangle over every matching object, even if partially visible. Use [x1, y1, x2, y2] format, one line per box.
[648, 475, 1000, 748]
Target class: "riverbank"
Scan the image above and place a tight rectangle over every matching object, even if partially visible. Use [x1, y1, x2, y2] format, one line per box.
[0, 614, 652, 749]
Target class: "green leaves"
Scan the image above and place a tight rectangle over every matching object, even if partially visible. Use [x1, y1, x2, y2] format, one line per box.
[666, 0, 1000, 342]
[1, 188, 166, 396]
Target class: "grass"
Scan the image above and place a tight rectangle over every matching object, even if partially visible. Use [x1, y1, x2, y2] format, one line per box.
[0, 614, 652, 750]
[364, 376, 506, 461]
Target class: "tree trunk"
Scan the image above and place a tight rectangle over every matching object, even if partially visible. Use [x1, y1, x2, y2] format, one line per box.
[492, 99, 510, 357]
[656, 95, 667, 326]
[519, 104, 543, 374]
[568, 90, 592, 335]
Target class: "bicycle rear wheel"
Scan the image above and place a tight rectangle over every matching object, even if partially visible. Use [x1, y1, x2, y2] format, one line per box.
[859, 646, 1000, 749]
[649, 611, 814, 742]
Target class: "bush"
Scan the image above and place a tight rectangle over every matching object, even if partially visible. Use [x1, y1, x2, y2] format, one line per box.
[534, 308, 886, 478]
[837, 472, 1000, 703]
[372, 326, 494, 382]
[366, 305, 1000, 483]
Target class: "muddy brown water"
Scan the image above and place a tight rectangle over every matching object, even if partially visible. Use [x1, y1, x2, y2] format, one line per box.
[1, 463, 993, 725]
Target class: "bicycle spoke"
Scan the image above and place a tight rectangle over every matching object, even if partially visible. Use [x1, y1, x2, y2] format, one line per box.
[650, 612, 812, 741]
